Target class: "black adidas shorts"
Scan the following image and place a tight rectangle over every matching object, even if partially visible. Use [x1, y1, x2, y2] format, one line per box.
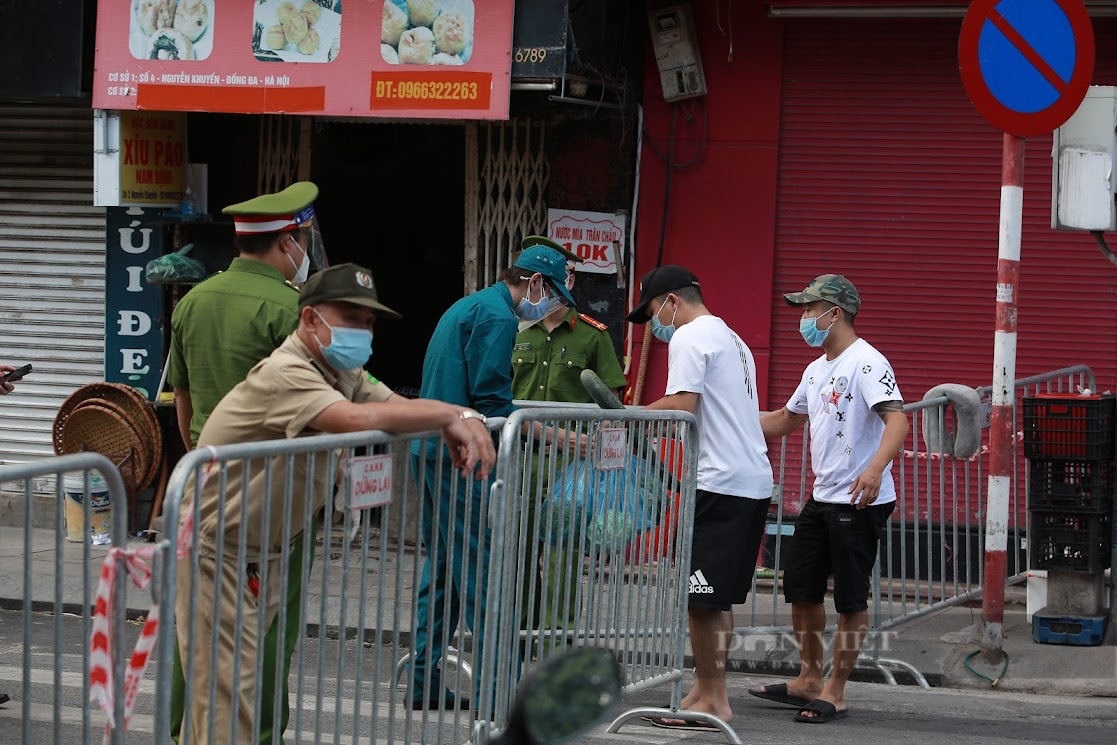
[784, 498, 896, 613]
[687, 490, 771, 611]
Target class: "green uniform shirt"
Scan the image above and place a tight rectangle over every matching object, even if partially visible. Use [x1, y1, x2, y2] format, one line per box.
[511, 308, 628, 403]
[167, 257, 299, 445]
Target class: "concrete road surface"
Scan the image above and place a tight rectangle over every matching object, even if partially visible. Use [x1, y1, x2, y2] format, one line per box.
[0, 609, 1113, 745]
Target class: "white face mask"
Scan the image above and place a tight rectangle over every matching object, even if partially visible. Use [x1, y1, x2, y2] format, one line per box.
[285, 234, 310, 285]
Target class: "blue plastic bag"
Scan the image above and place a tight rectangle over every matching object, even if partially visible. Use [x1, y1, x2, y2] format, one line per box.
[547, 454, 666, 553]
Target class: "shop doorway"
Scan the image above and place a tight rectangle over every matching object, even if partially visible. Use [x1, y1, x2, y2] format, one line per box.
[311, 122, 465, 395]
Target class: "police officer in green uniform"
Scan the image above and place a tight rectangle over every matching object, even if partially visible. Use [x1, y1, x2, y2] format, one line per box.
[511, 237, 627, 404]
[511, 236, 629, 650]
[167, 181, 323, 745]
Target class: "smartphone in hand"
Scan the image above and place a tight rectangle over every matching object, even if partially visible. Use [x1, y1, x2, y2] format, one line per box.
[1, 364, 32, 384]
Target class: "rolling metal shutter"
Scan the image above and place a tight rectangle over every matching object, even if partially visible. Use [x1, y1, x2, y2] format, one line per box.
[0, 102, 106, 465]
[770, 18, 1117, 409]
[769, 19, 1117, 513]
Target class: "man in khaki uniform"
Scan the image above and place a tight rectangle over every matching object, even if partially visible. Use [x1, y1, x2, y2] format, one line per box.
[175, 263, 494, 745]
[168, 181, 322, 745]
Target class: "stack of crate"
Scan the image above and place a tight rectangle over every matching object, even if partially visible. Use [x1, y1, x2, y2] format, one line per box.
[1023, 393, 1114, 646]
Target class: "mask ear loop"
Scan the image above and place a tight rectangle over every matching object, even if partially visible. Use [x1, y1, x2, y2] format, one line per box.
[656, 294, 678, 327]
[667, 297, 679, 327]
[311, 307, 333, 351]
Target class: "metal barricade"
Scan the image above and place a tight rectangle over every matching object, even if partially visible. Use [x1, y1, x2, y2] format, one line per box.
[475, 407, 743, 743]
[731, 365, 1095, 686]
[158, 421, 508, 745]
[0, 453, 131, 745]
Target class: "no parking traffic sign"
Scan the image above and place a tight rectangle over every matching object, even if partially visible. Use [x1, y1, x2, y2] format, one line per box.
[959, 0, 1095, 136]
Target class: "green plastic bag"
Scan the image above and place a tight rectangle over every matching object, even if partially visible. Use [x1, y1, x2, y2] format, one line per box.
[145, 243, 208, 284]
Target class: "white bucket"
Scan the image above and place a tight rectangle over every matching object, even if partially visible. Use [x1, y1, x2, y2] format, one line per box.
[1026, 570, 1048, 622]
[62, 472, 112, 543]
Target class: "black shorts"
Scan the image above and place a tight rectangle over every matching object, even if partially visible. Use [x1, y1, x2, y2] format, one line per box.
[688, 490, 771, 611]
[784, 499, 895, 613]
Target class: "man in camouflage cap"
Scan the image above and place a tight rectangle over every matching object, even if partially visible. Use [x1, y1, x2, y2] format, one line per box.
[781, 273, 862, 317]
[754, 274, 908, 724]
[168, 181, 323, 744]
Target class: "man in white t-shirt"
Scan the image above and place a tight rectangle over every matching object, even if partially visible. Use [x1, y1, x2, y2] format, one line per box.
[752, 274, 909, 725]
[627, 266, 774, 731]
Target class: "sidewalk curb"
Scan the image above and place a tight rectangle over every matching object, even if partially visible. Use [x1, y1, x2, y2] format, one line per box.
[0, 491, 58, 531]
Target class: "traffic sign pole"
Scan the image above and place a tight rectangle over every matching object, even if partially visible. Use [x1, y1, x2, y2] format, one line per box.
[959, 0, 1095, 661]
[981, 133, 1025, 660]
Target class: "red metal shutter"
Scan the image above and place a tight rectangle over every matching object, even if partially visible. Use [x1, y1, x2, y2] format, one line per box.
[769, 18, 1117, 510]
[771, 17, 1117, 408]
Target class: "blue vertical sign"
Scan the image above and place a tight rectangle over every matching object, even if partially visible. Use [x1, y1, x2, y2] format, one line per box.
[105, 207, 165, 398]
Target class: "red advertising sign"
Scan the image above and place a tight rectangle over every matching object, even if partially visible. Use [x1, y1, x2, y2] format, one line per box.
[93, 1, 514, 119]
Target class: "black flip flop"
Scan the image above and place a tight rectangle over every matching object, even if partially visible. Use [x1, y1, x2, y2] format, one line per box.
[794, 698, 849, 724]
[644, 715, 720, 732]
[748, 683, 811, 708]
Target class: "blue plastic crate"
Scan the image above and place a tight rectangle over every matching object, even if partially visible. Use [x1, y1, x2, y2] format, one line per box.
[1032, 608, 1108, 646]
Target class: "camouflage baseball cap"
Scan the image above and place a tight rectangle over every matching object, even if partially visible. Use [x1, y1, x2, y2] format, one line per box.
[784, 274, 861, 315]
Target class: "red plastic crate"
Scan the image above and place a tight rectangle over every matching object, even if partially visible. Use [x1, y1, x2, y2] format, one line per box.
[1023, 394, 1115, 461]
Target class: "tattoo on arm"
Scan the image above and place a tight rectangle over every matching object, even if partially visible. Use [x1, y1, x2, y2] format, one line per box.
[873, 400, 904, 421]
[783, 407, 807, 423]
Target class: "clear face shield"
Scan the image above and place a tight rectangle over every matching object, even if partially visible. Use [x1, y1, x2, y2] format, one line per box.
[516, 271, 570, 331]
[294, 205, 328, 270]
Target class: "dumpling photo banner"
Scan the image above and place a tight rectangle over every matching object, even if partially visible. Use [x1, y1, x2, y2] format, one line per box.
[93, 0, 515, 119]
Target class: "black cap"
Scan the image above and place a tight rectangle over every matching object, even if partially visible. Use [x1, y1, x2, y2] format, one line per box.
[299, 263, 402, 319]
[625, 265, 700, 324]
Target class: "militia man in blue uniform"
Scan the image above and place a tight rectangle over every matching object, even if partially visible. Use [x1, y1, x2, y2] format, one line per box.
[408, 240, 578, 709]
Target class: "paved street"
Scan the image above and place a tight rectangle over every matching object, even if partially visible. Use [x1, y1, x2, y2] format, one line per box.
[1, 608, 1114, 745]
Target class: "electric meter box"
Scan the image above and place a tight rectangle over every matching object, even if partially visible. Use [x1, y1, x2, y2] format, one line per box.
[648, 3, 707, 103]
[1052, 86, 1117, 231]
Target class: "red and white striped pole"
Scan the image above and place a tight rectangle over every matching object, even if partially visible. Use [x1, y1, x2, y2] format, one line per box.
[981, 133, 1025, 659]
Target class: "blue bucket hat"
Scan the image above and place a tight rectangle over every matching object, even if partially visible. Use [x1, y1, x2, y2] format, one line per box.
[513, 245, 577, 308]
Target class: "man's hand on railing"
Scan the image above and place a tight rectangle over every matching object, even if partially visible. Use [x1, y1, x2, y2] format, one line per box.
[444, 415, 496, 481]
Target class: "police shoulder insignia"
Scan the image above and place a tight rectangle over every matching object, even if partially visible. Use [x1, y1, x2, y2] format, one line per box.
[578, 314, 608, 331]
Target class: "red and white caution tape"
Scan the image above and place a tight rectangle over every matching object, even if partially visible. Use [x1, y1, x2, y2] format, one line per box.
[89, 452, 214, 744]
[902, 431, 1023, 462]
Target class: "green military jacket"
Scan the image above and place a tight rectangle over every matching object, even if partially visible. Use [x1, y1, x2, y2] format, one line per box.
[511, 308, 628, 403]
[167, 257, 300, 445]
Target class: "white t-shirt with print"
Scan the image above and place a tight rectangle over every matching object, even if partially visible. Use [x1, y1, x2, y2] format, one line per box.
[666, 315, 774, 499]
[786, 338, 903, 505]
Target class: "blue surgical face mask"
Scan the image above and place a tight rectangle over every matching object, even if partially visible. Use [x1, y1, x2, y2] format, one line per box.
[651, 299, 678, 343]
[313, 309, 373, 371]
[799, 308, 838, 347]
[515, 276, 560, 322]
